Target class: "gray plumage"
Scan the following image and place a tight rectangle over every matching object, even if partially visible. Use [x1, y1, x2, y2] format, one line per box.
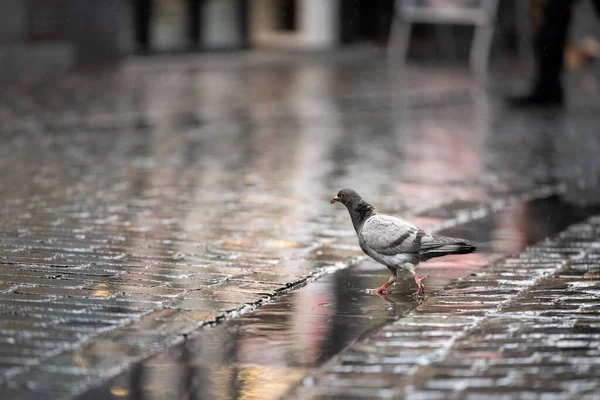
[331, 188, 476, 295]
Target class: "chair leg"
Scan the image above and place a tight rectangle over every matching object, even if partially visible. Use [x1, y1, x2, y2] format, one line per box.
[470, 24, 494, 79]
[387, 15, 412, 66]
[471, 0, 500, 79]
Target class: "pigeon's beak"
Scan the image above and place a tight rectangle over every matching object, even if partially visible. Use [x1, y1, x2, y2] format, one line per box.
[330, 196, 340, 204]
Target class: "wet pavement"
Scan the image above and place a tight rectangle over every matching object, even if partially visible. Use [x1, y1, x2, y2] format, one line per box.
[0, 50, 600, 399]
[77, 198, 600, 400]
[289, 215, 600, 399]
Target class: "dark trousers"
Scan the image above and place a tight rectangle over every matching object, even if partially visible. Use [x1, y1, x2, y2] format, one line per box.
[534, 0, 600, 90]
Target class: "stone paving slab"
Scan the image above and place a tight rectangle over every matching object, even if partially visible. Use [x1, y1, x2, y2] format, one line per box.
[290, 216, 600, 399]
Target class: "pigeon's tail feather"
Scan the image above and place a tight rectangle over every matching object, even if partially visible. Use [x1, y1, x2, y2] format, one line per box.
[418, 235, 476, 261]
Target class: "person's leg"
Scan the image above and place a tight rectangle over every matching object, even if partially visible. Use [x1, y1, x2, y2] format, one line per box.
[591, 0, 600, 16]
[509, 0, 578, 107]
[535, 0, 575, 93]
[134, 0, 152, 53]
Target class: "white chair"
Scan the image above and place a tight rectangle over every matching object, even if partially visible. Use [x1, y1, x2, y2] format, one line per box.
[388, 0, 501, 77]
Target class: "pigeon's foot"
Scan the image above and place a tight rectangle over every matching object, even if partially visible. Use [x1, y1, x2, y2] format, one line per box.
[411, 273, 429, 297]
[373, 285, 391, 295]
[369, 274, 397, 295]
[366, 288, 388, 295]
[368, 280, 394, 295]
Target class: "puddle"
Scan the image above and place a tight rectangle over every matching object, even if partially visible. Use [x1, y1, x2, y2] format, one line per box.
[77, 196, 600, 400]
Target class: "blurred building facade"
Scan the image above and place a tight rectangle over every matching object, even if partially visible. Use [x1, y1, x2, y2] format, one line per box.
[1, 0, 397, 84]
[0, 0, 128, 85]
[5, 0, 598, 86]
[130, 0, 390, 52]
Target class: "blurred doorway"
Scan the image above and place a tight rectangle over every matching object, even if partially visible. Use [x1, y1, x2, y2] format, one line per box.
[134, 0, 248, 53]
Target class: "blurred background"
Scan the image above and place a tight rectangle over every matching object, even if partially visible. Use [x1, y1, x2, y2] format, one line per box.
[1, 0, 599, 85]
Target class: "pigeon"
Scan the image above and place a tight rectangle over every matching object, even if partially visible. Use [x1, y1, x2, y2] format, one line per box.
[331, 188, 476, 296]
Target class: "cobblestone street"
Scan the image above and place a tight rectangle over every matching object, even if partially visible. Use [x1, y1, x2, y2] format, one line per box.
[1, 51, 600, 399]
[291, 216, 600, 399]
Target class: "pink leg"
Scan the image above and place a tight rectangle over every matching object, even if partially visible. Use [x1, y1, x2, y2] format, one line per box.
[374, 280, 393, 295]
[411, 270, 429, 296]
[372, 271, 397, 295]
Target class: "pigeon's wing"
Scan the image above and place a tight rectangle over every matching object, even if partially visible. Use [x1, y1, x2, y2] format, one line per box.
[360, 214, 433, 255]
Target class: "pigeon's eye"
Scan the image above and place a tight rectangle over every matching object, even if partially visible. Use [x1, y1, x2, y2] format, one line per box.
[339, 193, 345, 198]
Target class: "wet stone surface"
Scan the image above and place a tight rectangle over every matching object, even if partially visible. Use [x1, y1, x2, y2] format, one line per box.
[75, 198, 598, 400]
[0, 53, 599, 398]
[289, 216, 600, 400]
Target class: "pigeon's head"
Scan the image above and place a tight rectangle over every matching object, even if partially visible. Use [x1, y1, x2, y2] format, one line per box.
[330, 188, 363, 208]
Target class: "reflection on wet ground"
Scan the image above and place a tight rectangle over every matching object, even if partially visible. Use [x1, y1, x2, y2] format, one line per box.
[2, 53, 600, 398]
[80, 196, 600, 400]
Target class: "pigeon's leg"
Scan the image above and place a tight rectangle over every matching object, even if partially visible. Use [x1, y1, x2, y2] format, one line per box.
[411, 269, 429, 296]
[374, 271, 397, 295]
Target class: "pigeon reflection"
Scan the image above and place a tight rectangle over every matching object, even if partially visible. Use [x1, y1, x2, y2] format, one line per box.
[370, 288, 425, 315]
